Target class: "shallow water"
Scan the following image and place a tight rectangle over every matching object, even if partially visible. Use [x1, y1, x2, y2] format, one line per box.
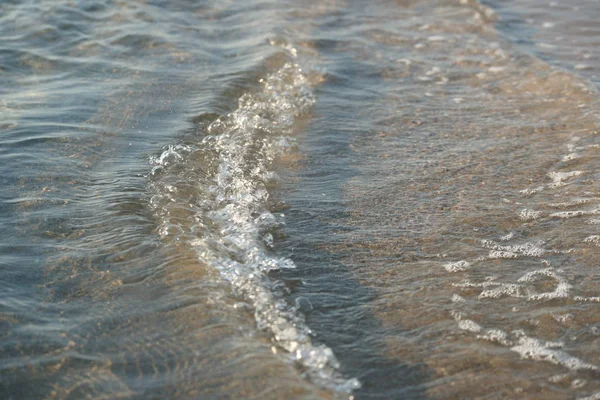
[1, 0, 599, 399]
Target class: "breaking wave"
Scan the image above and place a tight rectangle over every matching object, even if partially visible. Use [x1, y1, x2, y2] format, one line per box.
[147, 48, 360, 392]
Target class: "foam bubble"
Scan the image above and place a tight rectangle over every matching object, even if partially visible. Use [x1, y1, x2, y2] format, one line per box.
[552, 314, 574, 324]
[458, 319, 483, 333]
[500, 232, 515, 241]
[451, 309, 482, 333]
[584, 235, 600, 244]
[477, 328, 512, 346]
[482, 239, 546, 258]
[548, 171, 584, 188]
[443, 260, 471, 272]
[479, 283, 524, 299]
[517, 268, 571, 300]
[457, 268, 570, 301]
[574, 296, 600, 303]
[520, 185, 545, 195]
[511, 335, 598, 371]
[519, 208, 542, 221]
[548, 373, 570, 383]
[550, 209, 600, 219]
[451, 294, 466, 303]
[548, 198, 595, 208]
[453, 277, 498, 289]
[487, 250, 519, 259]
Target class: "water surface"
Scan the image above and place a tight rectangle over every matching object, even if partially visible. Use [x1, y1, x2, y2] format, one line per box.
[1, 0, 600, 399]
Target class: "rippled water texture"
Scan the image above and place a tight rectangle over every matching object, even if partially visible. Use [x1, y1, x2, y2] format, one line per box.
[1, 0, 600, 399]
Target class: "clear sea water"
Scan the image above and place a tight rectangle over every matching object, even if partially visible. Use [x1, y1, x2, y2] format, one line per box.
[1, 0, 599, 399]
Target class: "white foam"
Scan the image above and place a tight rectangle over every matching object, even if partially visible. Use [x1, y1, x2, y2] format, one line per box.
[451, 306, 597, 371]
[575, 64, 591, 71]
[487, 250, 519, 258]
[453, 277, 499, 289]
[550, 209, 600, 219]
[562, 153, 580, 162]
[451, 294, 466, 303]
[572, 379, 587, 389]
[427, 35, 446, 42]
[578, 392, 600, 400]
[552, 314, 574, 324]
[548, 198, 594, 208]
[548, 373, 570, 383]
[451, 309, 483, 333]
[479, 283, 524, 299]
[443, 260, 471, 272]
[426, 66, 441, 76]
[149, 144, 192, 176]
[548, 171, 584, 188]
[519, 208, 542, 221]
[517, 268, 571, 300]
[458, 319, 482, 333]
[477, 328, 512, 346]
[450, 309, 466, 320]
[511, 335, 598, 371]
[500, 232, 515, 241]
[584, 235, 600, 244]
[148, 58, 359, 392]
[458, 268, 570, 301]
[574, 296, 600, 303]
[482, 239, 546, 258]
[520, 185, 545, 195]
